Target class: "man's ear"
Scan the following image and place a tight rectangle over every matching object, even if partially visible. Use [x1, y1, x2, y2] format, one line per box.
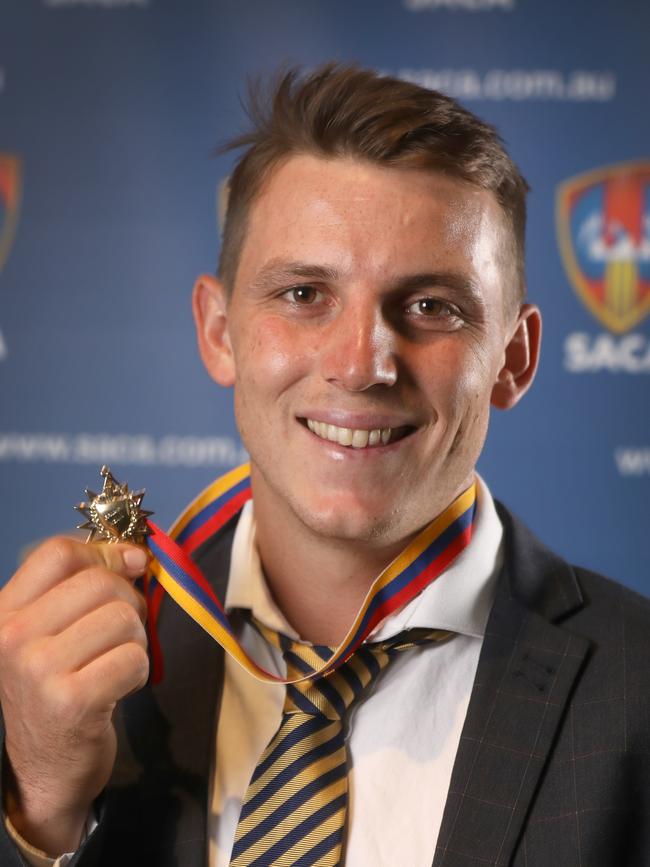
[192, 274, 236, 387]
[490, 303, 542, 410]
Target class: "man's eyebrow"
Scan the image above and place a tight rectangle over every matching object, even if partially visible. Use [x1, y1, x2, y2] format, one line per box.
[247, 260, 483, 303]
[247, 260, 341, 292]
[390, 271, 483, 302]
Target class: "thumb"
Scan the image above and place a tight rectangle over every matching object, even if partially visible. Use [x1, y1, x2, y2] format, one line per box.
[100, 543, 151, 580]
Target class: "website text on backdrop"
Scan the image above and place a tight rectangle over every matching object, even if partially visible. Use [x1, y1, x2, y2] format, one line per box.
[0, 63, 648, 867]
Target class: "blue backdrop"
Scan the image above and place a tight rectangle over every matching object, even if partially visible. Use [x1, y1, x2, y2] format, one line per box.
[1, 0, 649, 593]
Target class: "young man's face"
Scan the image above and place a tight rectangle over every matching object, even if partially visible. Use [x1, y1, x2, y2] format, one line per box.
[195, 155, 539, 548]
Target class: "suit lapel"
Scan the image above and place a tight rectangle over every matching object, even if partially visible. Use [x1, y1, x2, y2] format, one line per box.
[433, 505, 591, 867]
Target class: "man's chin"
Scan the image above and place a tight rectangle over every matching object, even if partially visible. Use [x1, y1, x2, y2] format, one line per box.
[291, 495, 404, 546]
[249, 463, 414, 546]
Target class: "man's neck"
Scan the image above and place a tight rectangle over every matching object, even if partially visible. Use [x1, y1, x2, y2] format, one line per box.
[250, 485, 419, 647]
[255, 519, 409, 646]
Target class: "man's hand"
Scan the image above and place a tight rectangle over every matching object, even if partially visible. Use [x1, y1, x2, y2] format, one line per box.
[0, 537, 150, 856]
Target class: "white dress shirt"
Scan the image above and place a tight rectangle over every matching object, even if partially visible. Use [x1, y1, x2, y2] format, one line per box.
[210, 476, 503, 867]
[10, 476, 503, 867]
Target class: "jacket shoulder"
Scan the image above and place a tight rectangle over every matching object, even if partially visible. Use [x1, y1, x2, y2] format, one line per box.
[495, 499, 650, 625]
[565, 564, 650, 683]
[572, 563, 650, 620]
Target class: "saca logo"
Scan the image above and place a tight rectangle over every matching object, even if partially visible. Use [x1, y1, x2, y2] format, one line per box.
[564, 332, 650, 374]
[557, 161, 650, 373]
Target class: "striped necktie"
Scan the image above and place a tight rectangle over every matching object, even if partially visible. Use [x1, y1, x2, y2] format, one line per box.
[229, 627, 451, 867]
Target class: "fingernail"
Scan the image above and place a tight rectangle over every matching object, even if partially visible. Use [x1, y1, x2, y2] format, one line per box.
[123, 547, 149, 575]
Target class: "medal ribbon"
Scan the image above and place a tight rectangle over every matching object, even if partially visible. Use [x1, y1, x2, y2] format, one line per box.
[144, 463, 477, 684]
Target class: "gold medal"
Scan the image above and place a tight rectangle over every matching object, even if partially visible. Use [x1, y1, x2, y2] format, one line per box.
[75, 465, 153, 544]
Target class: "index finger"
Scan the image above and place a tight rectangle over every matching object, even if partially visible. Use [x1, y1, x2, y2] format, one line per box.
[3, 536, 150, 610]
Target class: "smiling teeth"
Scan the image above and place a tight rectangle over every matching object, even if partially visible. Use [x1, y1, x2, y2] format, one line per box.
[306, 419, 393, 448]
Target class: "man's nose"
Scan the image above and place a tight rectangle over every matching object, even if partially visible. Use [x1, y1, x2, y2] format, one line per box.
[320, 305, 398, 391]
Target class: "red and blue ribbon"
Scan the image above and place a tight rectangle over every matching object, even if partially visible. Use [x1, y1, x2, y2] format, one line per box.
[144, 463, 476, 684]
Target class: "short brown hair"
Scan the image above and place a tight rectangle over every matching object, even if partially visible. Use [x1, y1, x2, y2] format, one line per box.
[218, 63, 529, 305]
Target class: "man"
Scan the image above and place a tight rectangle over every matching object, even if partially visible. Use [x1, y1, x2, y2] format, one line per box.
[0, 64, 648, 867]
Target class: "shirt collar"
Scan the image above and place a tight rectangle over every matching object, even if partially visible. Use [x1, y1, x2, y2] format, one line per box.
[225, 474, 503, 642]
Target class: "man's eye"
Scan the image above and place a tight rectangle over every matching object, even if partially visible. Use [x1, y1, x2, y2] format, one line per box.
[406, 298, 452, 317]
[286, 285, 321, 304]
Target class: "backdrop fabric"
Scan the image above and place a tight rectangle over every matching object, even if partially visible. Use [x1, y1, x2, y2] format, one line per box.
[1, 0, 648, 594]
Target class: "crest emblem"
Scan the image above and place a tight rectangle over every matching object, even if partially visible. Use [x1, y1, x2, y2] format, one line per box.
[557, 161, 650, 334]
[0, 154, 22, 275]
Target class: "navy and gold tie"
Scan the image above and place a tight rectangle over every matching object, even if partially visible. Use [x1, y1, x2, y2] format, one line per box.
[229, 627, 451, 867]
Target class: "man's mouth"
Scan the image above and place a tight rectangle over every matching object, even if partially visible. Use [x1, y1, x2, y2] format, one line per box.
[302, 418, 414, 449]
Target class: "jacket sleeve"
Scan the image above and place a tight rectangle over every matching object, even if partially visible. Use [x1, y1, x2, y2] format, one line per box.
[0, 710, 106, 867]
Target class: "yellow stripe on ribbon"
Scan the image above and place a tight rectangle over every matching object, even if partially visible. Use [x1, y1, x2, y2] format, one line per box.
[148, 463, 476, 684]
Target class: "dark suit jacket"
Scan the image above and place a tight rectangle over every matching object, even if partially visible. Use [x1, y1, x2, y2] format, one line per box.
[1, 504, 649, 866]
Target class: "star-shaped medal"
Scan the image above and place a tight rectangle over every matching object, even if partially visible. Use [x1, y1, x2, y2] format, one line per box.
[75, 465, 153, 544]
